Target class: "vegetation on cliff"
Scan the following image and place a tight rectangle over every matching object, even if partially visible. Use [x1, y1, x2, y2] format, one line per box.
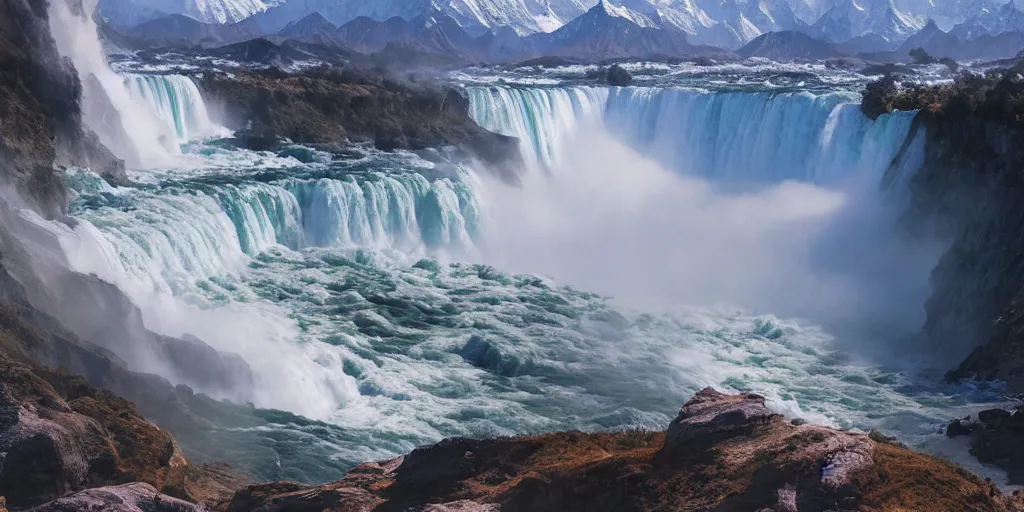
[862, 68, 1024, 483]
[861, 69, 1024, 125]
[213, 388, 1022, 511]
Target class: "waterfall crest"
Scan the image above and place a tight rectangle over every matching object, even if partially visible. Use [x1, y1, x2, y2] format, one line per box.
[468, 86, 918, 186]
[70, 170, 484, 296]
[124, 75, 221, 142]
[47, 0, 178, 168]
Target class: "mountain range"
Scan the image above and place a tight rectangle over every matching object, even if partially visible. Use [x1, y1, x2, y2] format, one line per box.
[100, 0, 1024, 60]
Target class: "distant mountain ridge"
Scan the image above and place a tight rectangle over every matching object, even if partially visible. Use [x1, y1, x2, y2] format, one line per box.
[737, 30, 842, 60]
[107, 0, 1024, 62]
[105, 0, 946, 51]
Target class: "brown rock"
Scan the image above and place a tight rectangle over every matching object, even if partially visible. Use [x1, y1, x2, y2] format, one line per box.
[26, 482, 201, 512]
[662, 387, 782, 451]
[218, 388, 1015, 512]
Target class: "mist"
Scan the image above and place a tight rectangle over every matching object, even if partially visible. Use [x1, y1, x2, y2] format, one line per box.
[480, 124, 947, 365]
[49, 0, 178, 168]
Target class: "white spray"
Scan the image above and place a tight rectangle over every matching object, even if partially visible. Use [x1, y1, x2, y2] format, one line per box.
[48, 0, 178, 168]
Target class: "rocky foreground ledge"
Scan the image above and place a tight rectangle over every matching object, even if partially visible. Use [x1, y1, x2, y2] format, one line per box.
[8, 384, 1019, 511]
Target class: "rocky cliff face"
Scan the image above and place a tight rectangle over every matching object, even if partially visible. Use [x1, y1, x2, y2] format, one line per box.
[197, 68, 523, 183]
[0, 0, 124, 218]
[866, 73, 1024, 379]
[213, 388, 1021, 511]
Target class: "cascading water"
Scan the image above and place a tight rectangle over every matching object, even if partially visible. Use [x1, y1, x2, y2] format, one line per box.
[468, 85, 917, 187]
[45, 69, 1010, 486]
[47, 0, 178, 167]
[68, 165, 483, 298]
[124, 75, 221, 142]
[467, 87, 607, 171]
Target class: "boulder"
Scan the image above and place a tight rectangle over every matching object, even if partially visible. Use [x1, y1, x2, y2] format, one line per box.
[26, 483, 202, 512]
[663, 387, 782, 451]
[0, 357, 183, 508]
[946, 418, 979, 438]
[979, 408, 1013, 424]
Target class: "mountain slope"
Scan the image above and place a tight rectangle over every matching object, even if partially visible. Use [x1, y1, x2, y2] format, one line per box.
[951, 2, 1024, 40]
[125, 13, 264, 47]
[812, 0, 924, 47]
[528, 0, 695, 61]
[737, 30, 843, 60]
[99, 0, 276, 26]
[277, 11, 337, 39]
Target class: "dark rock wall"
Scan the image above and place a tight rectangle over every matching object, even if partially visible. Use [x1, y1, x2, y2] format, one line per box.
[867, 75, 1024, 385]
[198, 70, 523, 183]
[0, 0, 124, 217]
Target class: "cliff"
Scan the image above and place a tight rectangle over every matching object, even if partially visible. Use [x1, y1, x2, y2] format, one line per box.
[864, 72, 1024, 375]
[0, 0, 124, 217]
[197, 67, 523, 183]
[213, 388, 1021, 511]
[862, 70, 1024, 482]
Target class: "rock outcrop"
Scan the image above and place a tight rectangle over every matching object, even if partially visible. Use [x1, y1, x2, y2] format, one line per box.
[215, 388, 1020, 512]
[864, 70, 1024, 482]
[0, 349, 241, 509]
[197, 68, 523, 183]
[0, 0, 124, 217]
[947, 407, 1024, 485]
[864, 72, 1024, 372]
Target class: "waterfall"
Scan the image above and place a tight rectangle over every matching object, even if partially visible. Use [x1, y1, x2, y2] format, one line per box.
[467, 87, 607, 172]
[47, 0, 178, 168]
[69, 170, 484, 296]
[468, 86, 919, 186]
[124, 75, 220, 142]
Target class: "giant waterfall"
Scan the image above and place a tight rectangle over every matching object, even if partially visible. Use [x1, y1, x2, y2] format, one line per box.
[124, 74, 220, 142]
[41, 66, 995, 483]
[467, 86, 920, 185]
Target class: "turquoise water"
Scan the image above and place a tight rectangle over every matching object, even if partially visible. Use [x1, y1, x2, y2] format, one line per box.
[56, 82, 1008, 484]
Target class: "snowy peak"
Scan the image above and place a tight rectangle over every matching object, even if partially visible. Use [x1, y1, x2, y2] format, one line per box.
[952, 1, 1024, 39]
[99, 0, 276, 26]
[278, 12, 336, 38]
[812, 0, 924, 45]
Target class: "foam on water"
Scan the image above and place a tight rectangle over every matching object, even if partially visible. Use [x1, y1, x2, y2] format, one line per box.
[469, 85, 917, 186]
[124, 74, 223, 142]
[51, 82, 1009, 485]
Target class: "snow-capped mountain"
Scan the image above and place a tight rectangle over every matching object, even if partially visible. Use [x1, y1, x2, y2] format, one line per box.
[811, 0, 924, 46]
[691, 0, 804, 48]
[223, 0, 809, 48]
[247, 0, 593, 35]
[528, 0, 696, 59]
[99, 0, 277, 26]
[951, 1, 1024, 39]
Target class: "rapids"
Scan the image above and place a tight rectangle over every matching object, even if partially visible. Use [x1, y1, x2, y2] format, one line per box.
[46, 75, 1010, 485]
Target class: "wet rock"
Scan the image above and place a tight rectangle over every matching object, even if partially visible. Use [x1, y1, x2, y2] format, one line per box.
[663, 387, 781, 451]
[946, 418, 979, 438]
[27, 483, 202, 512]
[231, 122, 283, 152]
[959, 408, 1024, 484]
[979, 408, 1013, 424]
